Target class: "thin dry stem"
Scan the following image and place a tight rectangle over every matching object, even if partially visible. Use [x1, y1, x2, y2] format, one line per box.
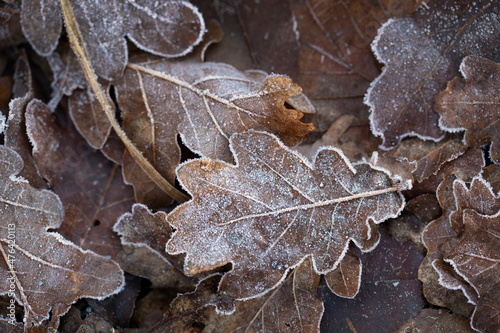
[59, 0, 188, 203]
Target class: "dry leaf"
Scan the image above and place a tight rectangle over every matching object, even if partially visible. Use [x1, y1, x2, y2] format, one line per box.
[115, 61, 314, 206]
[396, 308, 475, 333]
[366, 0, 500, 148]
[25, 99, 135, 258]
[21, 0, 205, 80]
[323, 251, 362, 299]
[0, 1, 25, 49]
[167, 130, 404, 310]
[436, 55, 500, 163]
[200, 257, 324, 333]
[0, 145, 124, 326]
[113, 204, 195, 290]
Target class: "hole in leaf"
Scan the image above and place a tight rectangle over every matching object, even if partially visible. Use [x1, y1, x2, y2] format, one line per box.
[93, 220, 101, 227]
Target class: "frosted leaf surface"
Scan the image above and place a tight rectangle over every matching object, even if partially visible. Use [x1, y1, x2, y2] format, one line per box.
[436, 56, 500, 163]
[20, 0, 205, 80]
[115, 61, 314, 207]
[167, 130, 405, 308]
[324, 250, 362, 298]
[113, 203, 195, 289]
[366, 0, 500, 148]
[0, 146, 124, 326]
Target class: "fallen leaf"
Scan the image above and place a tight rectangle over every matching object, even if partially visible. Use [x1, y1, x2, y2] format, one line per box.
[115, 61, 314, 206]
[167, 130, 405, 309]
[0, 1, 25, 49]
[21, 0, 206, 80]
[25, 99, 135, 258]
[324, 250, 362, 299]
[396, 308, 475, 333]
[113, 204, 195, 290]
[366, 0, 500, 148]
[435, 55, 500, 163]
[4, 52, 48, 189]
[0, 145, 124, 326]
[443, 210, 500, 333]
[200, 257, 324, 333]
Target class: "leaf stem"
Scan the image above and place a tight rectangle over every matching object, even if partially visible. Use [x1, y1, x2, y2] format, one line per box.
[59, 0, 188, 203]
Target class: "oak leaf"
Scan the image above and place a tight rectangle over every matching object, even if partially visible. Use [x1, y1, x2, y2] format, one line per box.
[366, 0, 500, 148]
[0, 146, 124, 326]
[115, 61, 314, 206]
[396, 308, 475, 333]
[167, 130, 405, 310]
[21, 0, 205, 80]
[25, 100, 135, 258]
[435, 55, 500, 163]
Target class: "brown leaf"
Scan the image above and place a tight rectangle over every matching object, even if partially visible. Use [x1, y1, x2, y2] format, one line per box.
[0, 145, 124, 326]
[436, 55, 500, 163]
[324, 251, 361, 299]
[5, 53, 48, 189]
[21, 0, 205, 80]
[366, 0, 500, 148]
[115, 61, 314, 207]
[443, 210, 500, 333]
[0, 2, 25, 49]
[25, 99, 135, 258]
[167, 130, 404, 309]
[200, 257, 324, 333]
[396, 308, 475, 333]
[113, 204, 195, 290]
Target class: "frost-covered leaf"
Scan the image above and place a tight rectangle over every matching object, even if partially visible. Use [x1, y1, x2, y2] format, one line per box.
[0, 1, 24, 49]
[113, 204, 195, 290]
[436, 55, 500, 163]
[25, 100, 135, 258]
[5, 53, 48, 189]
[200, 257, 324, 333]
[0, 145, 124, 326]
[366, 0, 500, 148]
[324, 251, 362, 299]
[167, 130, 405, 310]
[442, 210, 500, 333]
[21, 0, 205, 80]
[292, 0, 422, 131]
[115, 61, 314, 207]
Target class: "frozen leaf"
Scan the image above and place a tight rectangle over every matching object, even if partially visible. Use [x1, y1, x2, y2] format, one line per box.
[436, 55, 500, 163]
[114, 204, 195, 289]
[396, 308, 475, 333]
[442, 210, 500, 333]
[366, 0, 500, 148]
[0, 145, 124, 326]
[324, 251, 362, 299]
[115, 61, 314, 206]
[167, 130, 405, 309]
[0, 1, 25, 49]
[392, 136, 468, 182]
[21, 0, 205, 80]
[292, 0, 421, 131]
[5, 53, 48, 189]
[25, 99, 135, 258]
[319, 228, 426, 333]
[200, 257, 324, 333]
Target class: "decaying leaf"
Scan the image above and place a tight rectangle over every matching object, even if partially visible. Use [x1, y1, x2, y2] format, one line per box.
[0, 1, 25, 49]
[115, 61, 314, 206]
[113, 204, 195, 290]
[366, 0, 500, 148]
[0, 145, 124, 326]
[21, 0, 205, 80]
[436, 55, 500, 163]
[167, 130, 405, 310]
[25, 99, 135, 258]
[396, 308, 475, 333]
[323, 250, 362, 299]
[200, 257, 324, 333]
[442, 210, 500, 333]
